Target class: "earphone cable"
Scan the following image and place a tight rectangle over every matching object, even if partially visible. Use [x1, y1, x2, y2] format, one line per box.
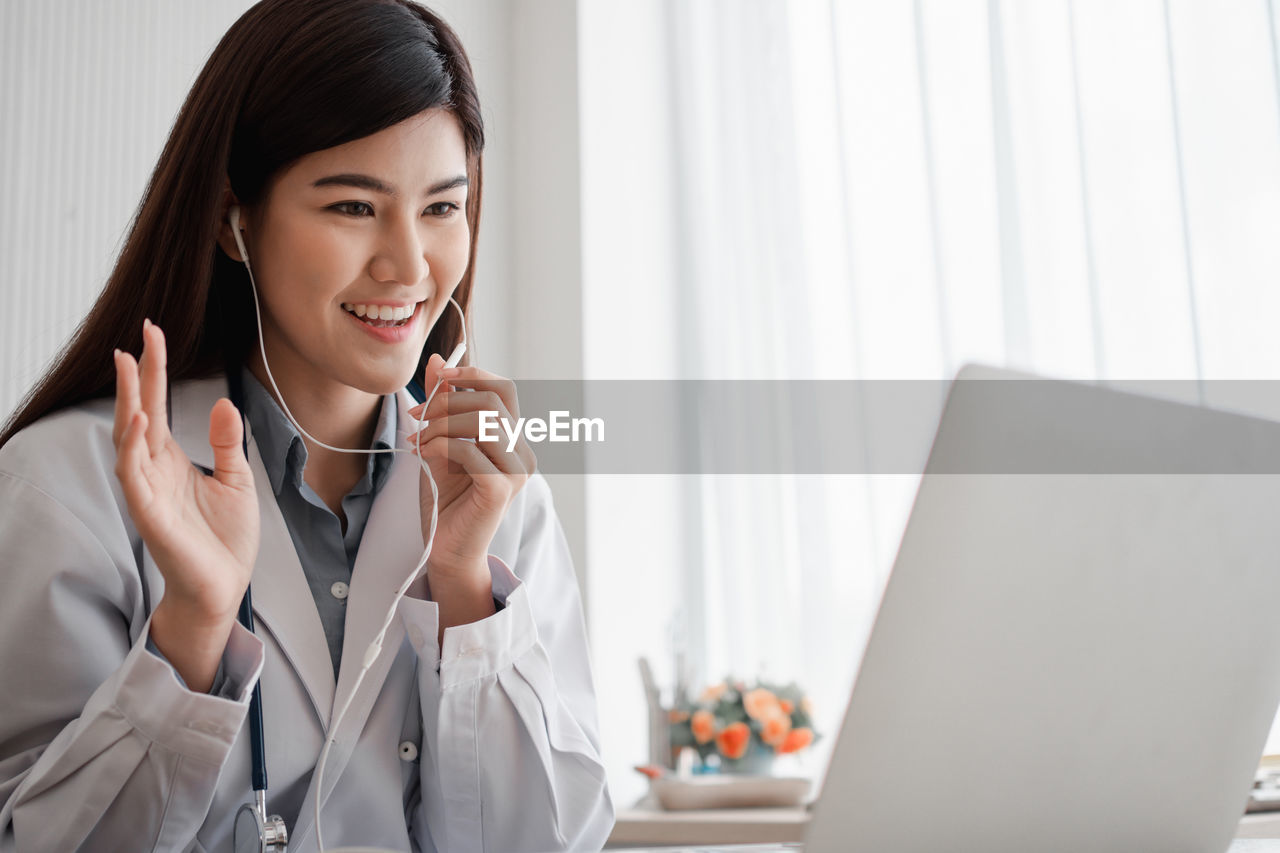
[238, 248, 462, 853]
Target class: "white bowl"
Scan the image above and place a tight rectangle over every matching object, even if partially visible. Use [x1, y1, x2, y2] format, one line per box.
[652, 775, 811, 810]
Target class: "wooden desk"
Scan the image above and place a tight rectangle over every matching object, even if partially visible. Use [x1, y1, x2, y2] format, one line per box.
[607, 806, 809, 848]
[1239, 813, 1280, 838]
[607, 806, 1280, 849]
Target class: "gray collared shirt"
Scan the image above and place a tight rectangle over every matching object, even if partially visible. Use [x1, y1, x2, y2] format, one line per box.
[239, 367, 398, 678]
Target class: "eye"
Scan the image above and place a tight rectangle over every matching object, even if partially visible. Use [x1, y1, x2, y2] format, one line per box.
[425, 201, 461, 218]
[330, 201, 374, 217]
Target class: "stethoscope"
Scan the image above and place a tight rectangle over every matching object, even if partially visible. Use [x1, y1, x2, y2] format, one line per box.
[224, 204, 467, 853]
[228, 365, 289, 853]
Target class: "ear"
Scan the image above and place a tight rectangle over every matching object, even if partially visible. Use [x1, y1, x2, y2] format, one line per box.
[215, 183, 247, 263]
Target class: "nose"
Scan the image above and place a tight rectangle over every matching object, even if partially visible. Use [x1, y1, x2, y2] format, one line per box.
[368, 214, 430, 286]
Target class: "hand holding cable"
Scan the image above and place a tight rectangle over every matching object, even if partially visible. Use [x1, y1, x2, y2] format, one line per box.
[406, 354, 538, 642]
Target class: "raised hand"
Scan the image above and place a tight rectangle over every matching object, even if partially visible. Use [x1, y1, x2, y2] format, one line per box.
[113, 319, 260, 690]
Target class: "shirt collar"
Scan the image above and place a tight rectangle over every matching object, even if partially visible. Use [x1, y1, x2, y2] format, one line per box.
[239, 367, 399, 497]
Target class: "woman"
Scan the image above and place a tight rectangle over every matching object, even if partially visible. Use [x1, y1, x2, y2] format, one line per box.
[0, 1, 612, 850]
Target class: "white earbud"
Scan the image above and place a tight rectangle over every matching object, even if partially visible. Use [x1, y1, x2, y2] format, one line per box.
[228, 204, 250, 267]
[443, 341, 466, 369]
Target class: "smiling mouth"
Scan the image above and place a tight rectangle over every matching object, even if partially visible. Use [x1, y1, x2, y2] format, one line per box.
[341, 301, 422, 328]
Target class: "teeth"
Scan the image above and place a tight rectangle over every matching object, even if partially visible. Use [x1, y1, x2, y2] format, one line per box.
[341, 302, 419, 325]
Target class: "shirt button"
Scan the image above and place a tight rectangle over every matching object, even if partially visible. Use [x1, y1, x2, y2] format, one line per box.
[330, 582, 349, 601]
[399, 741, 419, 762]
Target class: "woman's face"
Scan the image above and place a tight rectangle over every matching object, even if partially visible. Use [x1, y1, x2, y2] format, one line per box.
[231, 108, 470, 401]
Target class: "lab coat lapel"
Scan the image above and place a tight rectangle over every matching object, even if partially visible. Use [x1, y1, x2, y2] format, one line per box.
[168, 375, 337, 728]
[326, 389, 424, 782]
[244, 439, 339, 728]
[290, 390, 428, 846]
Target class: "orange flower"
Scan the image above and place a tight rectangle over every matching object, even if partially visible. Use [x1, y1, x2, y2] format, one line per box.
[779, 699, 795, 715]
[690, 709, 716, 744]
[743, 688, 780, 721]
[778, 727, 814, 754]
[760, 712, 792, 748]
[716, 721, 751, 759]
[668, 709, 690, 724]
[699, 682, 728, 704]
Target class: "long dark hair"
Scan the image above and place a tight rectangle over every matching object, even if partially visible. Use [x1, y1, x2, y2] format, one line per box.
[0, 0, 484, 447]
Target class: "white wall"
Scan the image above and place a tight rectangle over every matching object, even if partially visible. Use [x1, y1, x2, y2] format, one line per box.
[0, 0, 258, 412]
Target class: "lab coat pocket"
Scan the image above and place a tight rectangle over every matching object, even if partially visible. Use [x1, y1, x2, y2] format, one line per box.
[507, 645, 604, 773]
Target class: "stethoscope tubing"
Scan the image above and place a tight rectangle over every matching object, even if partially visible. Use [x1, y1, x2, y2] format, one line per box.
[227, 365, 271, 799]
[238, 587, 269, 794]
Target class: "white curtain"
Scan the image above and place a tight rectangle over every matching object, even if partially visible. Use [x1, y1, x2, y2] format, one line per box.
[581, 0, 1280, 807]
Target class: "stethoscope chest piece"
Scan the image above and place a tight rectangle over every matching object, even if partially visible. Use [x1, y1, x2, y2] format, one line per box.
[235, 798, 288, 853]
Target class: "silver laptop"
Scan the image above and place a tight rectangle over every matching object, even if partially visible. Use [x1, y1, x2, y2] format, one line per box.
[632, 366, 1280, 853]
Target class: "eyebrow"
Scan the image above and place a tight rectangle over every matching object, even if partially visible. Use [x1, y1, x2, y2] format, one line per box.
[311, 173, 469, 197]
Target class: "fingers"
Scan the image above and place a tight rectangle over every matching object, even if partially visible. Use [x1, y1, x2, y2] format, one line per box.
[417, 389, 538, 474]
[415, 353, 447, 404]
[414, 435, 469, 508]
[413, 388, 508, 423]
[408, 389, 535, 475]
[208, 398, 254, 492]
[114, 410, 155, 514]
[416, 435, 514, 511]
[409, 358, 535, 477]
[424, 352, 445, 378]
[410, 363, 521, 421]
[410, 412, 530, 476]
[138, 319, 172, 455]
[113, 349, 141, 448]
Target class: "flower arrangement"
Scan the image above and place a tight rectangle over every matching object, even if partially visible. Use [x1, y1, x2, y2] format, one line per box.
[668, 678, 819, 772]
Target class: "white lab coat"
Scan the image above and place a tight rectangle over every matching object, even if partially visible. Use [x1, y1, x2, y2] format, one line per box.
[0, 374, 614, 852]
